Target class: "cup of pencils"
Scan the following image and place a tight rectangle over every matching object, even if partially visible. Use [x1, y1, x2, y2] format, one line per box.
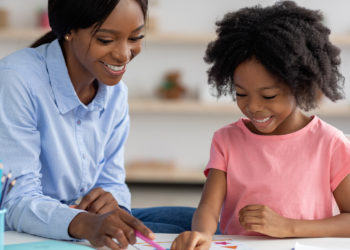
[0, 160, 16, 250]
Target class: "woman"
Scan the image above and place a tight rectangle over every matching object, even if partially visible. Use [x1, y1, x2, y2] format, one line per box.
[0, 0, 196, 249]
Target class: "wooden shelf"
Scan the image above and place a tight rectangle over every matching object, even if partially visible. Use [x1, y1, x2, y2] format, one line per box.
[125, 168, 206, 184]
[129, 99, 350, 117]
[1, 28, 350, 46]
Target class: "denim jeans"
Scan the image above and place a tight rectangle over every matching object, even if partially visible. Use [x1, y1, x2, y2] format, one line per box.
[132, 206, 221, 234]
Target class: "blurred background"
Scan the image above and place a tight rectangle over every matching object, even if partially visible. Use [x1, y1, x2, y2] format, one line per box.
[0, 0, 349, 209]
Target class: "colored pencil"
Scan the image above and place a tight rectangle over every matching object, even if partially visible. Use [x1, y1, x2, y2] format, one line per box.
[135, 230, 166, 250]
[7, 179, 16, 195]
[0, 171, 11, 209]
[0, 161, 2, 202]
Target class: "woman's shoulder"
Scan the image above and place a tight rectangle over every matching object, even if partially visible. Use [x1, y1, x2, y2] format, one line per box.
[0, 45, 50, 92]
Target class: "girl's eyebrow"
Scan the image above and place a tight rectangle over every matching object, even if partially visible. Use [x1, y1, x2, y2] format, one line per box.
[97, 24, 145, 34]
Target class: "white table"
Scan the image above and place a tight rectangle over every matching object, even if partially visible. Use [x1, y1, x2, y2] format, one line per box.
[4, 231, 350, 250]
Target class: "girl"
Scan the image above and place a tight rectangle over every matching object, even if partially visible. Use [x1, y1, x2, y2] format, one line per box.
[171, 1, 350, 249]
[0, 0, 195, 249]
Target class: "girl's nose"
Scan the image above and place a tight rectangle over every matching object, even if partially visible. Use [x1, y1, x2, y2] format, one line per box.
[248, 98, 264, 113]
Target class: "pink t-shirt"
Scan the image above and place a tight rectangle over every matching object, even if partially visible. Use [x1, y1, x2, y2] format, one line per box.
[205, 116, 350, 236]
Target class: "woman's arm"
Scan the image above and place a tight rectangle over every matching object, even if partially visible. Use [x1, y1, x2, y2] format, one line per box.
[0, 69, 84, 240]
[239, 174, 350, 237]
[171, 169, 226, 250]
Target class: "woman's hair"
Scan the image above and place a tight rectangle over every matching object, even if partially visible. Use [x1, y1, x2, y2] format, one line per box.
[204, 0, 344, 111]
[31, 0, 148, 48]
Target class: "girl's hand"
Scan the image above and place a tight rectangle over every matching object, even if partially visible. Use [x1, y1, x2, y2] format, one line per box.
[69, 208, 155, 250]
[238, 205, 292, 238]
[171, 231, 212, 250]
[76, 187, 119, 214]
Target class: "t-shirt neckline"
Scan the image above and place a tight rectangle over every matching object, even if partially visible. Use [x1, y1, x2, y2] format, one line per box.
[238, 115, 317, 140]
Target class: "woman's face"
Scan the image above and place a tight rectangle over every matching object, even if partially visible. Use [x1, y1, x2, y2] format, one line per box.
[68, 0, 145, 86]
[233, 59, 298, 135]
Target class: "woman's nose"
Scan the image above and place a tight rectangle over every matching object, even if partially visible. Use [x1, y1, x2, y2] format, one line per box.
[110, 42, 130, 64]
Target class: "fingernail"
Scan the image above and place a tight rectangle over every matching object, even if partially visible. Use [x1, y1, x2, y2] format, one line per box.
[149, 232, 155, 239]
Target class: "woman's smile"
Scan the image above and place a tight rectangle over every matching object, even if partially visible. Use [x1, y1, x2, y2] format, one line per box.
[100, 61, 127, 77]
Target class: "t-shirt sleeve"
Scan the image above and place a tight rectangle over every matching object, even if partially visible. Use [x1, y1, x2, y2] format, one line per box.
[330, 132, 350, 192]
[204, 132, 227, 177]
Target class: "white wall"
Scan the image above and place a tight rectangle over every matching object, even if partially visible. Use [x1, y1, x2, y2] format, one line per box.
[0, 0, 349, 170]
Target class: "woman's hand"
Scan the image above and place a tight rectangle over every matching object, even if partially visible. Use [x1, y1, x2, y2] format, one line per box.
[76, 187, 120, 214]
[238, 205, 292, 238]
[69, 208, 155, 250]
[171, 231, 212, 250]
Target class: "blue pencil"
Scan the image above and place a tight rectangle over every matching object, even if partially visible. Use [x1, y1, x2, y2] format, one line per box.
[0, 171, 12, 209]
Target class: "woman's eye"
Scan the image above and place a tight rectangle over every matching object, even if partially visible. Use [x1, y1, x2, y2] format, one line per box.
[97, 38, 113, 44]
[263, 95, 277, 100]
[129, 35, 145, 42]
[236, 93, 247, 97]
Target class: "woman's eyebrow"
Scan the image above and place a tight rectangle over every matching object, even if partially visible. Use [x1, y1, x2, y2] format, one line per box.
[97, 24, 145, 34]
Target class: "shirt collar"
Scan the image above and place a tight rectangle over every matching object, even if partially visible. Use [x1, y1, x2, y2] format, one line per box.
[46, 39, 108, 115]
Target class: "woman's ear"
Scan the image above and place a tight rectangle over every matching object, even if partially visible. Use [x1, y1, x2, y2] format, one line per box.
[64, 32, 73, 41]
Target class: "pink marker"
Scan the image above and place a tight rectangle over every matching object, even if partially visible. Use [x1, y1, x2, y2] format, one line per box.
[135, 230, 166, 250]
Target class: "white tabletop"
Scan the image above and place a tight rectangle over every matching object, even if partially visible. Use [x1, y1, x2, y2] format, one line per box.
[4, 231, 350, 250]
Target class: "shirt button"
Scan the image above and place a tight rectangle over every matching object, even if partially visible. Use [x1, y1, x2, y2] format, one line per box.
[80, 188, 84, 192]
[83, 154, 86, 159]
[77, 120, 81, 125]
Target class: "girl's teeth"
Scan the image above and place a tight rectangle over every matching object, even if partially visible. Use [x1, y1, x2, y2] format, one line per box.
[104, 63, 124, 71]
[254, 116, 271, 123]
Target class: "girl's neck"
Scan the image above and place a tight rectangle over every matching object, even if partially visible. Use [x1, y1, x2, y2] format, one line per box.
[61, 41, 98, 106]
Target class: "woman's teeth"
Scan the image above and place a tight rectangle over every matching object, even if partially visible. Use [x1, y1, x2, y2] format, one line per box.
[104, 62, 124, 71]
[254, 116, 272, 123]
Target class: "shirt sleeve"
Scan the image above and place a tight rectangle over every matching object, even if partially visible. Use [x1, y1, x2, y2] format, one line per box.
[204, 131, 227, 177]
[330, 132, 350, 192]
[0, 69, 85, 240]
[93, 90, 131, 212]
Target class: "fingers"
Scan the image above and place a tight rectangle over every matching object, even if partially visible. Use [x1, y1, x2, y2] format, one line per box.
[96, 200, 120, 215]
[103, 236, 122, 250]
[77, 187, 104, 211]
[171, 232, 210, 250]
[120, 211, 155, 240]
[89, 192, 118, 214]
[105, 226, 130, 249]
[238, 204, 264, 215]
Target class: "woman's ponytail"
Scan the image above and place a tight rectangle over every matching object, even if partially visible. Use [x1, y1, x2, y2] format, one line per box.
[30, 31, 58, 48]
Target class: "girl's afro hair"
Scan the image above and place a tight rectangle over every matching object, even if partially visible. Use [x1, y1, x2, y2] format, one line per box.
[204, 1, 345, 111]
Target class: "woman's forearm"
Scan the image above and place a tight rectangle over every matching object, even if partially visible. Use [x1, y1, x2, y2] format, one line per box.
[192, 204, 220, 236]
[289, 213, 350, 237]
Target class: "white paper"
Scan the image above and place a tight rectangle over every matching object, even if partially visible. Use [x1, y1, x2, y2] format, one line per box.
[295, 242, 350, 250]
[133, 238, 257, 250]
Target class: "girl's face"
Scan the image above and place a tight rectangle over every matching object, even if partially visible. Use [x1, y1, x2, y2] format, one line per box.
[233, 59, 299, 135]
[67, 0, 145, 86]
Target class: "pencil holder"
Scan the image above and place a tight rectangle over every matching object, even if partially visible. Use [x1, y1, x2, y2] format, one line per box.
[0, 208, 6, 250]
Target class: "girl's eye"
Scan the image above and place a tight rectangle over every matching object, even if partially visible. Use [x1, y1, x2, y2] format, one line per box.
[236, 93, 247, 97]
[129, 35, 145, 42]
[263, 95, 277, 100]
[97, 38, 113, 44]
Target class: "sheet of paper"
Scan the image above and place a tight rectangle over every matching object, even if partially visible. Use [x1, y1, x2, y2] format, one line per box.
[133, 238, 257, 250]
[295, 242, 350, 250]
[4, 240, 93, 250]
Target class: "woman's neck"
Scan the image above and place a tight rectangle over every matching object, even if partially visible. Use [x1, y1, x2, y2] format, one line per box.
[60, 41, 98, 106]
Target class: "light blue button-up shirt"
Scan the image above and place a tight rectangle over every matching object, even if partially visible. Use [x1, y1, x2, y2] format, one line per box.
[0, 40, 131, 240]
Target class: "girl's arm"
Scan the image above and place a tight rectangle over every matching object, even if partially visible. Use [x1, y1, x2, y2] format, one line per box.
[239, 173, 350, 237]
[171, 169, 227, 250]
